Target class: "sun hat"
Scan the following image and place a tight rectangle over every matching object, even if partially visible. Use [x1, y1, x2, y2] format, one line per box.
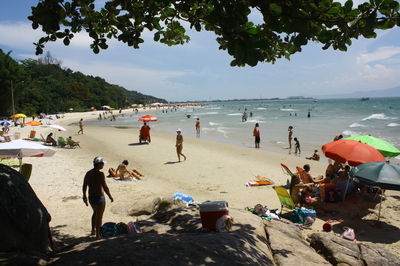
[176, 129, 181, 132]
[93, 156, 106, 165]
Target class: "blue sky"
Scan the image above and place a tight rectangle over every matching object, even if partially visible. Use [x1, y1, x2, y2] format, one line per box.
[1, 1, 399, 101]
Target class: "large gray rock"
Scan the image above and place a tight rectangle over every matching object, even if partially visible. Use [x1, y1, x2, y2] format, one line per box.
[309, 233, 400, 266]
[0, 165, 51, 253]
[359, 243, 400, 266]
[51, 204, 276, 265]
[309, 232, 362, 266]
[264, 220, 330, 265]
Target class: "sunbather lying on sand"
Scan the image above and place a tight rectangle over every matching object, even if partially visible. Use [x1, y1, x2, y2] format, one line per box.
[116, 160, 143, 180]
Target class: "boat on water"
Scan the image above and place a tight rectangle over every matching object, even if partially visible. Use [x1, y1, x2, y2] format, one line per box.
[361, 97, 370, 101]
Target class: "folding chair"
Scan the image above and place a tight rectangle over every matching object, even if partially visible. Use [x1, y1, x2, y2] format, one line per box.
[273, 186, 296, 213]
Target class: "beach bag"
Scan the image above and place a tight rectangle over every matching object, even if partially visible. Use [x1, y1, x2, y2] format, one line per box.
[173, 192, 193, 204]
[252, 204, 268, 216]
[100, 222, 118, 238]
[341, 227, 356, 241]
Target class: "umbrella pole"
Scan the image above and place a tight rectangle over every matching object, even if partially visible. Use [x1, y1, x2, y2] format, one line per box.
[342, 179, 350, 201]
[18, 157, 22, 172]
[378, 188, 383, 221]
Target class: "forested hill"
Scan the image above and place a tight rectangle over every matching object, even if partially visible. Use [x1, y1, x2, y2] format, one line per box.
[0, 49, 167, 116]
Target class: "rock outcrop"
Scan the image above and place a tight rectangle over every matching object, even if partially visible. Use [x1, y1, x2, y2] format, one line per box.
[0, 165, 51, 253]
[309, 232, 400, 266]
[264, 220, 330, 265]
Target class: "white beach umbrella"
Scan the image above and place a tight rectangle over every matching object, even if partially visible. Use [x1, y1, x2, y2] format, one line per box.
[0, 139, 56, 159]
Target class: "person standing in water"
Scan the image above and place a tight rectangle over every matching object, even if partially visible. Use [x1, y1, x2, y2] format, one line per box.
[288, 126, 293, 151]
[82, 157, 114, 239]
[195, 118, 201, 138]
[253, 123, 260, 149]
[176, 129, 187, 162]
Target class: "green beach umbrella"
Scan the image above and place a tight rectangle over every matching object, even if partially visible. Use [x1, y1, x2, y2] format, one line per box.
[350, 161, 400, 220]
[345, 135, 400, 157]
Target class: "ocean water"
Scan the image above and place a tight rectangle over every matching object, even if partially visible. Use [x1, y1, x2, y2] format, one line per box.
[87, 97, 400, 161]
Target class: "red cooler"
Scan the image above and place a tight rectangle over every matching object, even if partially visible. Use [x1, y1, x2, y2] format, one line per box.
[199, 201, 229, 230]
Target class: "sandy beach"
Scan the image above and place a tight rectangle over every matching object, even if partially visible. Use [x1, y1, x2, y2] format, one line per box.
[5, 109, 400, 256]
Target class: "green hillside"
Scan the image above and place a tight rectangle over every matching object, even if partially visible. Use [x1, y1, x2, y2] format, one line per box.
[0, 50, 166, 116]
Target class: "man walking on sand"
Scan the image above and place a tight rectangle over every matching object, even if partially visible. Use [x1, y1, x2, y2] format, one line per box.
[195, 118, 201, 138]
[288, 126, 293, 151]
[78, 118, 84, 134]
[82, 157, 114, 239]
[176, 129, 187, 162]
[253, 123, 260, 149]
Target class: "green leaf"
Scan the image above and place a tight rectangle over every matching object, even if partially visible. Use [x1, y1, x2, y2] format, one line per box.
[269, 3, 282, 15]
[63, 37, 70, 45]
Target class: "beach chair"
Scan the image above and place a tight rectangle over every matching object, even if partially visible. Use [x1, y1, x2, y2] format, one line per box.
[273, 186, 296, 213]
[58, 137, 66, 148]
[29, 130, 36, 139]
[20, 163, 32, 182]
[67, 138, 80, 148]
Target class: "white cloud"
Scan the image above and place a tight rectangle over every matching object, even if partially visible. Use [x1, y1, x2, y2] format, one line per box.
[0, 21, 94, 51]
[61, 58, 191, 99]
[357, 46, 400, 63]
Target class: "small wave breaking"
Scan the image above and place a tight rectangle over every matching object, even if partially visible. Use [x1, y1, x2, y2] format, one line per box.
[349, 123, 366, 128]
[387, 123, 400, 127]
[342, 130, 358, 137]
[227, 113, 242, 116]
[280, 108, 297, 112]
[362, 113, 390, 121]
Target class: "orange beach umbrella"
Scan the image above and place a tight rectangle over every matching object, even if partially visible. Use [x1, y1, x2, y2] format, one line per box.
[25, 121, 42, 126]
[138, 115, 158, 122]
[322, 139, 386, 166]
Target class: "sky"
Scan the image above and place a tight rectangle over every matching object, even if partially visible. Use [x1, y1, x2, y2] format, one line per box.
[0, 1, 399, 102]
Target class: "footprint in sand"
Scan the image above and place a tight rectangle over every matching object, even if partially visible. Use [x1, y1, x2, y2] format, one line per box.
[62, 195, 81, 202]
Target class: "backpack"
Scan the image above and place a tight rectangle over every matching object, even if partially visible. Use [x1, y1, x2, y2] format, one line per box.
[100, 222, 117, 238]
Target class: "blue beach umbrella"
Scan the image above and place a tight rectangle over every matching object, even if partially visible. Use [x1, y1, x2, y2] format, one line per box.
[0, 120, 11, 127]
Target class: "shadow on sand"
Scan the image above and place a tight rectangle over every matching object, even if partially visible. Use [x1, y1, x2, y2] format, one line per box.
[128, 142, 149, 146]
[50, 207, 274, 265]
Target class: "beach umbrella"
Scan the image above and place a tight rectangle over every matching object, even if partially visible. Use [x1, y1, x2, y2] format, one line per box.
[0, 120, 11, 127]
[10, 113, 27, 119]
[25, 121, 42, 126]
[0, 139, 56, 167]
[321, 139, 386, 166]
[344, 135, 400, 157]
[138, 115, 158, 122]
[350, 161, 400, 220]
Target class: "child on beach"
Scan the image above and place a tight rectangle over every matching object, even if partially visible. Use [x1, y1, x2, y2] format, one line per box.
[294, 137, 301, 155]
[306, 150, 320, 161]
[176, 129, 187, 162]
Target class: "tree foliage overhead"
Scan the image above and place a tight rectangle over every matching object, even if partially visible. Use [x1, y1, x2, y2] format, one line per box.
[0, 50, 166, 116]
[29, 0, 399, 66]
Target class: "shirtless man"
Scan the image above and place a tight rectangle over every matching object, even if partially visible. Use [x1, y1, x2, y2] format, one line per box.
[195, 118, 201, 138]
[116, 160, 143, 180]
[288, 126, 293, 151]
[82, 157, 113, 239]
[78, 118, 84, 134]
[176, 129, 187, 162]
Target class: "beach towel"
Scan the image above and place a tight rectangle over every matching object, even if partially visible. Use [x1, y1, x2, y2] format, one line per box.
[173, 192, 193, 204]
[245, 175, 274, 186]
[113, 177, 135, 181]
[127, 222, 143, 234]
